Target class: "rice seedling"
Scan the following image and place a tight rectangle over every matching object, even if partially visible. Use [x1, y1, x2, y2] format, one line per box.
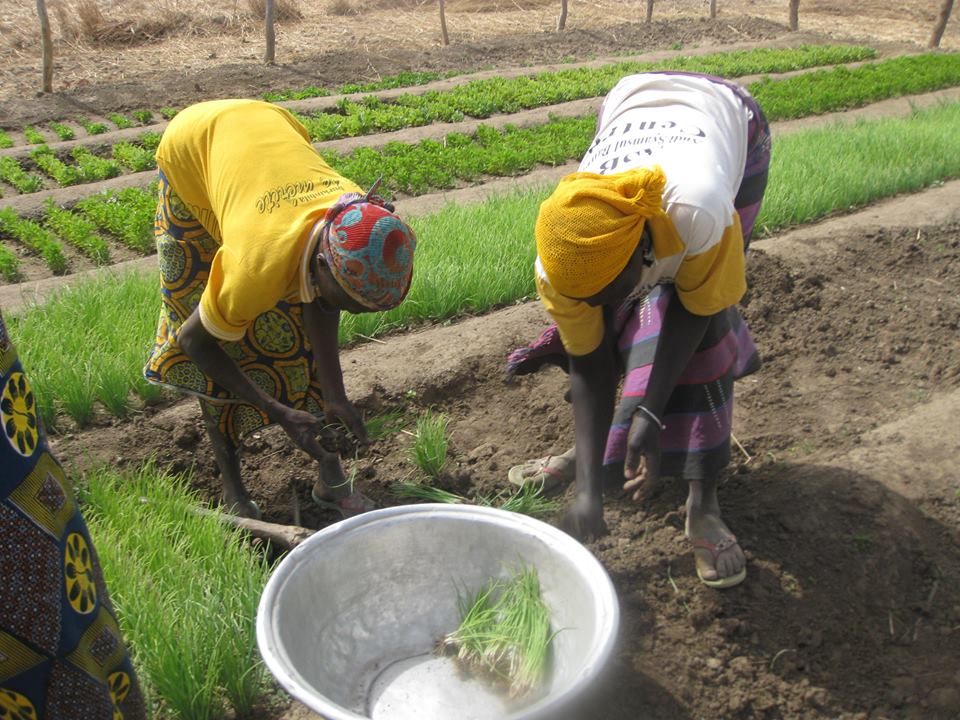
[0, 129, 12, 148]
[43, 198, 110, 264]
[23, 125, 46, 144]
[409, 410, 450, 477]
[49, 121, 76, 141]
[6, 270, 163, 429]
[364, 407, 407, 441]
[0, 156, 44, 193]
[477, 482, 562, 518]
[0, 207, 67, 274]
[441, 566, 553, 698]
[392, 481, 466, 504]
[108, 112, 134, 130]
[132, 109, 154, 124]
[0, 242, 21, 281]
[77, 116, 108, 135]
[81, 460, 273, 719]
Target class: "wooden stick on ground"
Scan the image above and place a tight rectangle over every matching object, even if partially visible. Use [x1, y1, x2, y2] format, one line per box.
[197, 507, 316, 550]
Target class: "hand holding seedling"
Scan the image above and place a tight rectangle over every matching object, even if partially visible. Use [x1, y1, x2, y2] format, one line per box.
[622, 410, 663, 502]
[274, 406, 339, 464]
[322, 396, 369, 446]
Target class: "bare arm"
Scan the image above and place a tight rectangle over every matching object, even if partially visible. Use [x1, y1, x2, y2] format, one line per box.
[301, 300, 368, 442]
[178, 309, 335, 460]
[563, 323, 618, 539]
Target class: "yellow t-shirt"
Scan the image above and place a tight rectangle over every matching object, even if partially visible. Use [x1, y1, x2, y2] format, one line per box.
[155, 99, 362, 341]
[536, 213, 745, 357]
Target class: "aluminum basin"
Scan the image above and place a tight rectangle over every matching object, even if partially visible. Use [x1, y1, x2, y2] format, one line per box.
[257, 504, 619, 720]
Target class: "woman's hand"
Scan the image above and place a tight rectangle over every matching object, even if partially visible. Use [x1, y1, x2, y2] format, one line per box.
[562, 491, 608, 541]
[273, 406, 334, 462]
[323, 396, 369, 445]
[622, 409, 663, 502]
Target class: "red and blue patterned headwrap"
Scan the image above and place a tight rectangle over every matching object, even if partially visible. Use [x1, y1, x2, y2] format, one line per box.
[318, 178, 417, 311]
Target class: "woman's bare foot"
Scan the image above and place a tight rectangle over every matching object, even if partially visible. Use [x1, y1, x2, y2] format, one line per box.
[685, 479, 746, 588]
[222, 492, 262, 520]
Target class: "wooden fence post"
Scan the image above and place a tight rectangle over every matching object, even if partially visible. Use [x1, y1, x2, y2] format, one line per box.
[710, 0, 717, 19]
[439, 0, 449, 45]
[929, 0, 955, 48]
[788, 0, 800, 31]
[264, 0, 276, 63]
[646, 0, 654, 23]
[557, 0, 568, 31]
[36, 0, 53, 93]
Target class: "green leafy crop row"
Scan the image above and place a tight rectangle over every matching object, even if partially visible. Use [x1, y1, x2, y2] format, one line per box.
[0, 156, 44, 193]
[751, 53, 960, 119]
[0, 207, 67, 274]
[74, 186, 156, 253]
[44, 199, 111, 264]
[293, 45, 875, 141]
[30, 146, 121, 186]
[0, 241, 19, 280]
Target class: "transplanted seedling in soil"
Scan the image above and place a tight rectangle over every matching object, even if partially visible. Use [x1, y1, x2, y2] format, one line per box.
[409, 409, 449, 477]
[441, 565, 554, 699]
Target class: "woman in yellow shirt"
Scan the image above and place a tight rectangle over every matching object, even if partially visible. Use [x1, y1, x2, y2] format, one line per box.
[144, 100, 416, 519]
[507, 72, 770, 588]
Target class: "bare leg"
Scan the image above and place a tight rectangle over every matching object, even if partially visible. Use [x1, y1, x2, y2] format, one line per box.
[685, 476, 746, 586]
[199, 401, 260, 519]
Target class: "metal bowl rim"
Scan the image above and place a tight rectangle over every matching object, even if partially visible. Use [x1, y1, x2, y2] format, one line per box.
[257, 503, 619, 720]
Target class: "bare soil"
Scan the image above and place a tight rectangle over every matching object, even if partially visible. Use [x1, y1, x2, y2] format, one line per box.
[4, 2, 960, 719]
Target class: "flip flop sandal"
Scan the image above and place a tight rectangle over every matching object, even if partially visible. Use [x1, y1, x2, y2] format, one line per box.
[311, 487, 376, 518]
[692, 536, 747, 589]
[507, 456, 571, 492]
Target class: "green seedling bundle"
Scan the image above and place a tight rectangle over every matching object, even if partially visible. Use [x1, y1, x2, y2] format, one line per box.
[442, 566, 554, 699]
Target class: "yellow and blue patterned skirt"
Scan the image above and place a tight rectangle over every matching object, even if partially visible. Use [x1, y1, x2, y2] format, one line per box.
[143, 171, 326, 443]
[0, 309, 147, 720]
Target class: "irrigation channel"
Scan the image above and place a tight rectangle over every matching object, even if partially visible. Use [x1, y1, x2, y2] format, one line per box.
[2, 14, 960, 720]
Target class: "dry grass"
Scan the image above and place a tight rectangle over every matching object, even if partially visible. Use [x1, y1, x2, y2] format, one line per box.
[247, 0, 304, 22]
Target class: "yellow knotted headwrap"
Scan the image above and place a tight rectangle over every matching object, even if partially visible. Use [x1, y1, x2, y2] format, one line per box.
[535, 166, 684, 298]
